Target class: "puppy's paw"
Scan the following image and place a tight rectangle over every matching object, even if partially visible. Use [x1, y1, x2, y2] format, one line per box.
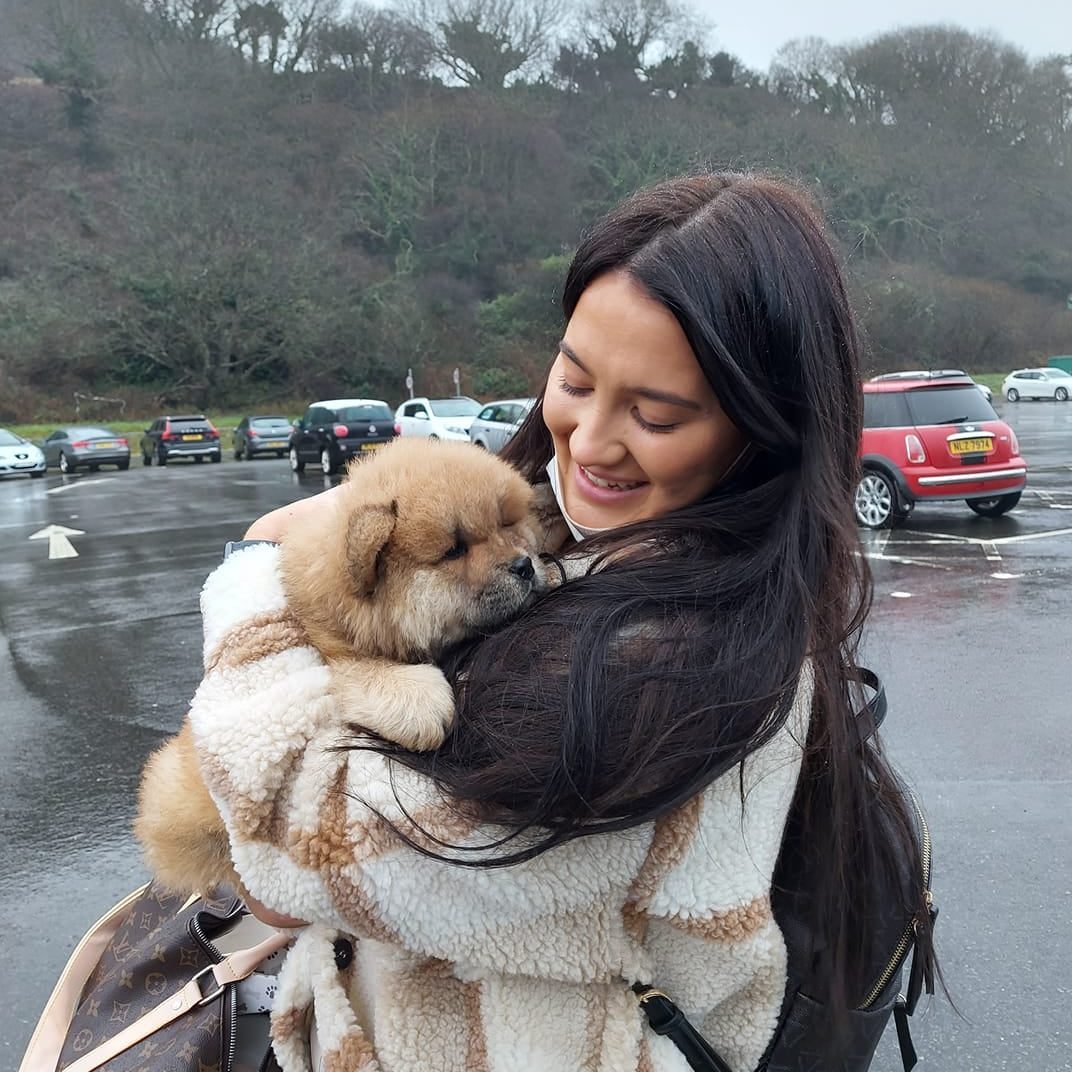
[333, 661, 455, 752]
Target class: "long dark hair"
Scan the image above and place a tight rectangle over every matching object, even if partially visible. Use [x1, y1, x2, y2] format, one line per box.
[356, 172, 927, 1013]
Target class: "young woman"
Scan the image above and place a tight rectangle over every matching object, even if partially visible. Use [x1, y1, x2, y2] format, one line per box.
[190, 172, 933, 1072]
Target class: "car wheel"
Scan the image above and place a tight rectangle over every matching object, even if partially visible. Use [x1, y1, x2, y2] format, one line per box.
[473, 439, 487, 449]
[234, 442, 244, 460]
[118, 459, 129, 471]
[854, 470, 906, 529]
[1005, 388, 1019, 402]
[276, 451, 285, 458]
[1056, 387, 1069, 402]
[210, 452, 221, 463]
[289, 446, 305, 473]
[967, 492, 1021, 517]
[59, 452, 76, 474]
[156, 447, 168, 466]
[320, 447, 337, 476]
[89, 463, 99, 472]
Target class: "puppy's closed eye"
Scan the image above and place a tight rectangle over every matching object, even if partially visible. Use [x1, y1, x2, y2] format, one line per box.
[443, 537, 468, 561]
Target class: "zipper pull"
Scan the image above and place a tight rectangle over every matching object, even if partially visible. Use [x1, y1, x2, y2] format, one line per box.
[905, 890, 938, 1014]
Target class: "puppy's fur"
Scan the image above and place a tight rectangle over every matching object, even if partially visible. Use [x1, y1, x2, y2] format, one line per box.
[136, 438, 546, 894]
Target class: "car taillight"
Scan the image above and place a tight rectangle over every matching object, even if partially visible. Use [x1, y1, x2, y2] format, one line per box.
[333, 423, 349, 438]
[393, 422, 402, 436]
[117, 438, 128, 446]
[71, 440, 89, 448]
[207, 421, 219, 434]
[905, 434, 926, 464]
[1009, 429, 1020, 455]
[248, 428, 259, 437]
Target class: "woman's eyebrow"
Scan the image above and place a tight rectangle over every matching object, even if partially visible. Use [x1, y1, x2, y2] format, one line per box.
[558, 339, 703, 412]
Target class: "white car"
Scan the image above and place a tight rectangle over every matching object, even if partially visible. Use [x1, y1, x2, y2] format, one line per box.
[394, 396, 483, 441]
[469, 398, 535, 453]
[0, 427, 46, 479]
[1003, 368, 1072, 402]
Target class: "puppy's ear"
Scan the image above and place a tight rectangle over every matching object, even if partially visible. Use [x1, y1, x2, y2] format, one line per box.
[346, 500, 397, 597]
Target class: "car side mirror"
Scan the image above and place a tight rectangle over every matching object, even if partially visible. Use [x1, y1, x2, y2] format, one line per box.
[414, 411, 429, 421]
[292, 419, 303, 429]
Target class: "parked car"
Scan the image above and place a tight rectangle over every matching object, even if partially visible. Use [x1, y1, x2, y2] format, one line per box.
[233, 415, 292, 460]
[857, 373, 1027, 528]
[0, 427, 46, 479]
[289, 398, 396, 475]
[42, 425, 130, 473]
[870, 369, 992, 401]
[394, 397, 483, 441]
[1002, 368, 1072, 402]
[469, 398, 535, 453]
[140, 415, 221, 465]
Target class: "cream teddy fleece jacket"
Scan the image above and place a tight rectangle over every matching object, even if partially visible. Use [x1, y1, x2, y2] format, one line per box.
[188, 543, 811, 1072]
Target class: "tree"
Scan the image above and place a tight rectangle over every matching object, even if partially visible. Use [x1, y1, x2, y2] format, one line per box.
[312, 4, 432, 86]
[408, 0, 564, 88]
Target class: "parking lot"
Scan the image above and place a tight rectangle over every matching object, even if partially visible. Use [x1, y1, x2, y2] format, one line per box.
[1, 401, 1070, 1070]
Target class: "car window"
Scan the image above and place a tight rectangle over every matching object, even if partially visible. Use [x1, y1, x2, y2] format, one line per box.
[251, 417, 289, 427]
[70, 427, 114, 437]
[0, 429, 24, 446]
[862, 392, 912, 428]
[169, 417, 208, 429]
[336, 404, 392, 421]
[46, 430, 65, 441]
[402, 403, 427, 417]
[477, 406, 496, 421]
[428, 398, 481, 418]
[1042, 370, 1069, 380]
[905, 385, 996, 425]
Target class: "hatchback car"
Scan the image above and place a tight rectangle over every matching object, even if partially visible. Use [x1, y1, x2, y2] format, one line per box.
[0, 427, 46, 479]
[857, 373, 1027, 528]
[289, 398, 396, 475]
[42, 425, 130, 473]
[140, 415, 221, 465]
[1002, 368, 1072, 402]
[469, 398, 534, 453]
[394, 397, 483, 441]
[233, 415, 292, 460]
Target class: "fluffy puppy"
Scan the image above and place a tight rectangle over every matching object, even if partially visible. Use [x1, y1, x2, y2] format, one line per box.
[136, 438, 547, 894]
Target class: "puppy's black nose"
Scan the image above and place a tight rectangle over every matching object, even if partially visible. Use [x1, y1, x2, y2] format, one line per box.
[509, 555, 535, 581]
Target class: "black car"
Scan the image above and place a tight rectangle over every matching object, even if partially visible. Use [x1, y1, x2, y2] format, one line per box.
[140, 415, 221, 465]
[233, 415, 292, 460]
[289, 398, 396, 475]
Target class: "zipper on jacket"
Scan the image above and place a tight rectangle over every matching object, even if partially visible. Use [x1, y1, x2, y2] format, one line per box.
[857, 795, 932, 1010]
[191, 909, 241, 1072]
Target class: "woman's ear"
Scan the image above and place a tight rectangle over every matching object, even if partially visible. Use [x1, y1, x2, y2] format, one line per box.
[346, 500, 397, 597]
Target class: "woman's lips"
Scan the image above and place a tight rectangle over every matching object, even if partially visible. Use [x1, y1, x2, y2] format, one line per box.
[573, 463, 648, 505]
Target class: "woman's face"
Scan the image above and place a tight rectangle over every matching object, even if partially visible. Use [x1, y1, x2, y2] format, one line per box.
[542, 271, 745, 531]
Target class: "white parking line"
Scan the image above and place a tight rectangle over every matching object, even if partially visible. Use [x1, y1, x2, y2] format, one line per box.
[981, 541, 1002, 563]
[46, 478, 117, 496]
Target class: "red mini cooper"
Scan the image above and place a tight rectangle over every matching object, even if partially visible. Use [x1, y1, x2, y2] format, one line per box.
[856, 372, 1027, 528]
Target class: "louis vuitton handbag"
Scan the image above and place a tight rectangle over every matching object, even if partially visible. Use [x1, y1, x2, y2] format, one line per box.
[19, 882, 291, 1072]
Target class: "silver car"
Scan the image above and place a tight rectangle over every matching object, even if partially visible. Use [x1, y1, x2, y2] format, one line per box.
[42, 425, 132, 473]
[469, 398, 534, 453]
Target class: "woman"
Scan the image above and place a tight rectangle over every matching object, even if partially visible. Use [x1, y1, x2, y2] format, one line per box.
[191, 172, 933, 1072]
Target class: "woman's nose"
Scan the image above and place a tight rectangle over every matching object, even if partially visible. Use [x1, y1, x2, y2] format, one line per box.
[569, 412, 625, 467]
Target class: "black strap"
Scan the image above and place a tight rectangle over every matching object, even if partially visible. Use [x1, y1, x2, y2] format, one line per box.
[632, 985, 734, 1072]
[852, 667, 887, 742]
[893, 997, 919, 1071]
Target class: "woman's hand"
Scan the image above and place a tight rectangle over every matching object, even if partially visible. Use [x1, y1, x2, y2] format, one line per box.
[243, 484, 346, 542]
[243, 890, 309, 929]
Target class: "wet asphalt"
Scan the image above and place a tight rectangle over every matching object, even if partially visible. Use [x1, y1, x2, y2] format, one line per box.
[1, 403, 1070, 1071]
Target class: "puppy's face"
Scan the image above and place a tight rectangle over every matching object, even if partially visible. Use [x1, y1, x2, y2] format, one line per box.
[338, 441, 545, 660]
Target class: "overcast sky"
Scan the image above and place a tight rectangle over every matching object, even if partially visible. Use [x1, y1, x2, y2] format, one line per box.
[695, 0, 1071, 72]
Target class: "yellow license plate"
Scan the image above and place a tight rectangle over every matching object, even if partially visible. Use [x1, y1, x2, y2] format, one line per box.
[950, 437, 993, 455]
[360, 442, 382, 452]
[182, 434, 203, 441]
[94, 442, 117, 449]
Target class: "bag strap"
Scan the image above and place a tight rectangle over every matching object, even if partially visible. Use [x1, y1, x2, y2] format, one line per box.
[59, 930, 292, 1072]
[632, 985, 733, 1072]
[18, 885, 150, 1072]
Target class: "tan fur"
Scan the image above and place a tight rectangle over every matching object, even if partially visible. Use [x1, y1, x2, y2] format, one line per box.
[137, 438, 549, 894]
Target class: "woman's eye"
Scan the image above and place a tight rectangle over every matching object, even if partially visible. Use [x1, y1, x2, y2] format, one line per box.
[443, 538, 468, 561]
[557, 375, 589, 397]
[634, 409, 679, 434]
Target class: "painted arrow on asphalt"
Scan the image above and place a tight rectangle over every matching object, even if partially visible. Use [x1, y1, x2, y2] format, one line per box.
[29, 524, 85, 559]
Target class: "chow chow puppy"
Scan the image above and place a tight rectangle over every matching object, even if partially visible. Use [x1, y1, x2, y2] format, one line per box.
[136, 437, 548, 895]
